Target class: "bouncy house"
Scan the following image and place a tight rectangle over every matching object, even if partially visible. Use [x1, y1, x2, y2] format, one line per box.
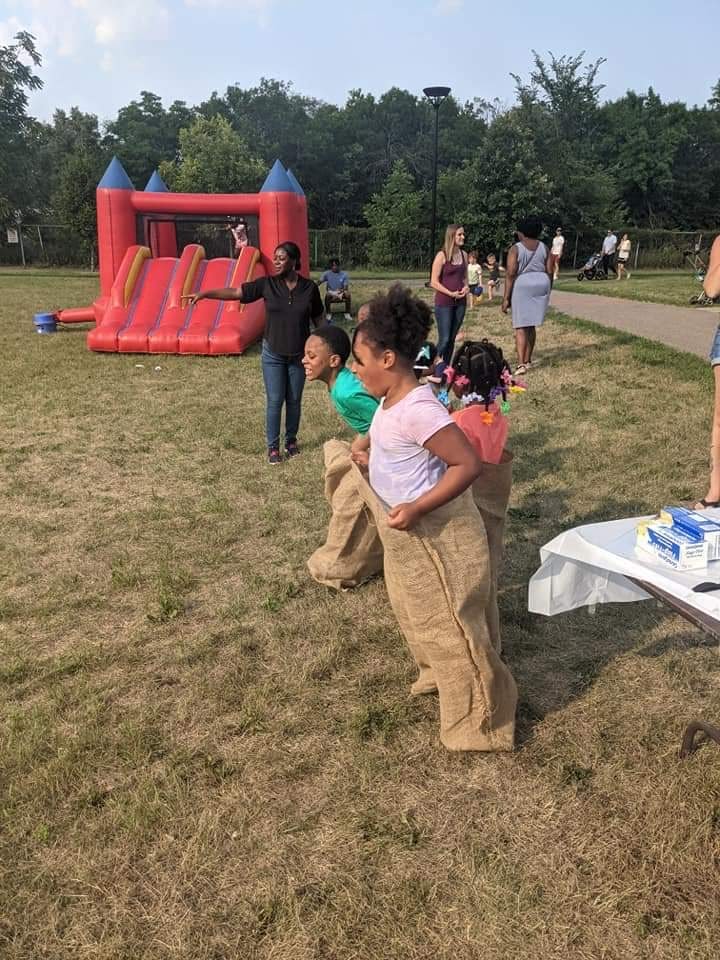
[54, 158, 308, 355]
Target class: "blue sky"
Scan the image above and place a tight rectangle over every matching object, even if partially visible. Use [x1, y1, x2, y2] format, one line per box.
[2, 0, 718, 123]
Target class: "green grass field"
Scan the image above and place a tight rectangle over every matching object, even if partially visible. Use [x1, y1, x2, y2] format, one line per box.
[557, 269, 702, 306]
[3, 271, 720, 959]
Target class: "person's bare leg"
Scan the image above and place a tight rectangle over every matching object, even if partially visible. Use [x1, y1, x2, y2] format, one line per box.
[526, 327, 537, 364]
[514, 328, 529, 368]
[696, 365, 720, 507]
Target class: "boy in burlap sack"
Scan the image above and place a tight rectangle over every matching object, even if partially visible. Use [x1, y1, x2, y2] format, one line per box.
[349, 285, 517, 752]
[303, 324, 383, 589]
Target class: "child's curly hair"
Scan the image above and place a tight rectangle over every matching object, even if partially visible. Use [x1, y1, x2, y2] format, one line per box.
[353, 283, 433, 364]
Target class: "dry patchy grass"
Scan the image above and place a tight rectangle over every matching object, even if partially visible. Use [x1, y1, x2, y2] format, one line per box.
[2, 273, 720, 959]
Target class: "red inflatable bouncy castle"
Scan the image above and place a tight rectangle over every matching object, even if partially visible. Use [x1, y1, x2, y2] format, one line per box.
[55, 158, 309, 355]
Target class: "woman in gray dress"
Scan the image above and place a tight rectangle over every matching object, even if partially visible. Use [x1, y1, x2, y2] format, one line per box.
[501, 216, 553, 375]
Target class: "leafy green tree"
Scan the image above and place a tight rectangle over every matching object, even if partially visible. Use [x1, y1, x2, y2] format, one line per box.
[105, 91, 195, 186]
[600, 90, 684, 228]
[509, 51, 622, 234]
[0, 32, 42, 221]
[199, 78, 315, 169]
[440, 110, 555, 251]
[709, 79, 720, 110]
[667, 106, 720, 228]
[159, 115, 265, 194]
[364, 161, 428, 267]
[22, 106, 109, 263]
[51, 148, 107, 262]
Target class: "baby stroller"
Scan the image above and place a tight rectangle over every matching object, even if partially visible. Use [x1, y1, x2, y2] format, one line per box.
[577, 252, 606, 281]
[684, 233, 707, 282]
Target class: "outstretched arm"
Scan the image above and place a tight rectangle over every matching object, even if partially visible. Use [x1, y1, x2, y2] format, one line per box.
[181, 287, 241, 306]
[182, 278, 265, 307]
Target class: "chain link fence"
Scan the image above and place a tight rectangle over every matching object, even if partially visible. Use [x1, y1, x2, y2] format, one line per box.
[3, 221, 716, 273]
[309, 227, 371, 270]
[0, 223, 94, 268]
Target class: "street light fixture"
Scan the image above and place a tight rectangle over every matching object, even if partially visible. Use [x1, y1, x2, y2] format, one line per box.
[423, 85, 451, 268]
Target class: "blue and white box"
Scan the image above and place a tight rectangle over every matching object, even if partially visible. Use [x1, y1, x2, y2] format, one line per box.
[636, 521, 709, 571]
[659, 506, 720, 561]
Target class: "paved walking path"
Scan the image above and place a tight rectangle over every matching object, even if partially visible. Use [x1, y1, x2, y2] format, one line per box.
[550, 290, 719, 360]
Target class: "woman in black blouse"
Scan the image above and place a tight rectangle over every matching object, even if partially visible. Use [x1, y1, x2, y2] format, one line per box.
[184, 242, 324, 464]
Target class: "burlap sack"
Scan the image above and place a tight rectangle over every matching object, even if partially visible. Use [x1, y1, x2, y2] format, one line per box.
[471, 450, 513, 654]
[307, 440, 384, 590]
[353, 459, 517, 753]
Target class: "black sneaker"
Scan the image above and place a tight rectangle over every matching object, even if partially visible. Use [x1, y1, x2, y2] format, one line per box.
[268, 448, 282, 464]
[285, 440, 300, 458]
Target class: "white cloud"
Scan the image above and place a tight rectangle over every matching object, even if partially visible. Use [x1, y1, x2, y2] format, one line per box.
[0, 0, 170, 63]
[0, 15, 23, 45]
[183, 0, 271, 9]
[182, 0, 275, 27]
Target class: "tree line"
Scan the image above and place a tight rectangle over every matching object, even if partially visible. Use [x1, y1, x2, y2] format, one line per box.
[2, 32, 720, 267]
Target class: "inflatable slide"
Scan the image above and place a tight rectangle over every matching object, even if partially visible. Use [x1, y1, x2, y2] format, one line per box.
[87, 244, 266, 355]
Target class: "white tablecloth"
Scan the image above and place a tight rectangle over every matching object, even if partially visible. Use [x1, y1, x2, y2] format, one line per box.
[528, 512, 720, 621]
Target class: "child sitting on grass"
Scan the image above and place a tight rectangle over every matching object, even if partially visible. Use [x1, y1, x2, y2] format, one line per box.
[347, 284, 517, 752]
[302, 324, 379, 436]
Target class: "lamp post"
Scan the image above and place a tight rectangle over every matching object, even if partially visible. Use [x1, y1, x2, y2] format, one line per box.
[423, 85, 451, 268]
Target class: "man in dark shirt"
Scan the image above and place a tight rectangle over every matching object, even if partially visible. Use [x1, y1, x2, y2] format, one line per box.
[183, 242, 324, 463]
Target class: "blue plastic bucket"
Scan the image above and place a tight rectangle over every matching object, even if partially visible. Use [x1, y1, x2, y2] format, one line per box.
[33, 312, 57, 334]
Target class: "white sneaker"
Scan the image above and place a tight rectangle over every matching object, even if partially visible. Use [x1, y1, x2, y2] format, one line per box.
[344, 313, 352, 321]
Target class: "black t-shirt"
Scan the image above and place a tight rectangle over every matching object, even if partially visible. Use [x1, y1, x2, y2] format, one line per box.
[241, 275, 324, 357]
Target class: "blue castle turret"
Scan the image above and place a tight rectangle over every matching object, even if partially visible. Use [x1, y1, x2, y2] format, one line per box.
[144, 170, 170, 192]
[286, 169, 305, 196]
[260, 159, 294, 193]
[98, 156, 135, 190]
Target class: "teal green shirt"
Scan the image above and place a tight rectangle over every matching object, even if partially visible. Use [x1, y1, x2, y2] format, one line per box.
[329, 367, 379, 435]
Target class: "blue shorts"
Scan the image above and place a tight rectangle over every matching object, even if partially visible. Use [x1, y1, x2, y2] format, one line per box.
[469, 284, 483, 296]
[710, 326, 720, 367]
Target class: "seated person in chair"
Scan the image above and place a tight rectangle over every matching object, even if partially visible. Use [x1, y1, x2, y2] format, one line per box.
[318, 258, 352, 322]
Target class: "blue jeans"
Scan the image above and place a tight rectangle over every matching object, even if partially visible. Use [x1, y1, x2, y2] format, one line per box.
[435, 302, 466, 363]
[710, 326, 720, 367]
[261, 342, 306, 449]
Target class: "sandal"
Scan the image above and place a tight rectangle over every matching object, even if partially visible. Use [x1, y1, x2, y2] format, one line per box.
[695, 498, 720, 510]
[514, 364, 528, 376]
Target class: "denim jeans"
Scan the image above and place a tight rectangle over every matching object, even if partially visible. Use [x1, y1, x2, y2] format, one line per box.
[710, 325, 720, 367]
[261, 341, 306, 449]
[435, 302, 466, 363]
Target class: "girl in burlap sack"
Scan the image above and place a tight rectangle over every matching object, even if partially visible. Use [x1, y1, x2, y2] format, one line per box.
[350, 285, 517, 751]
